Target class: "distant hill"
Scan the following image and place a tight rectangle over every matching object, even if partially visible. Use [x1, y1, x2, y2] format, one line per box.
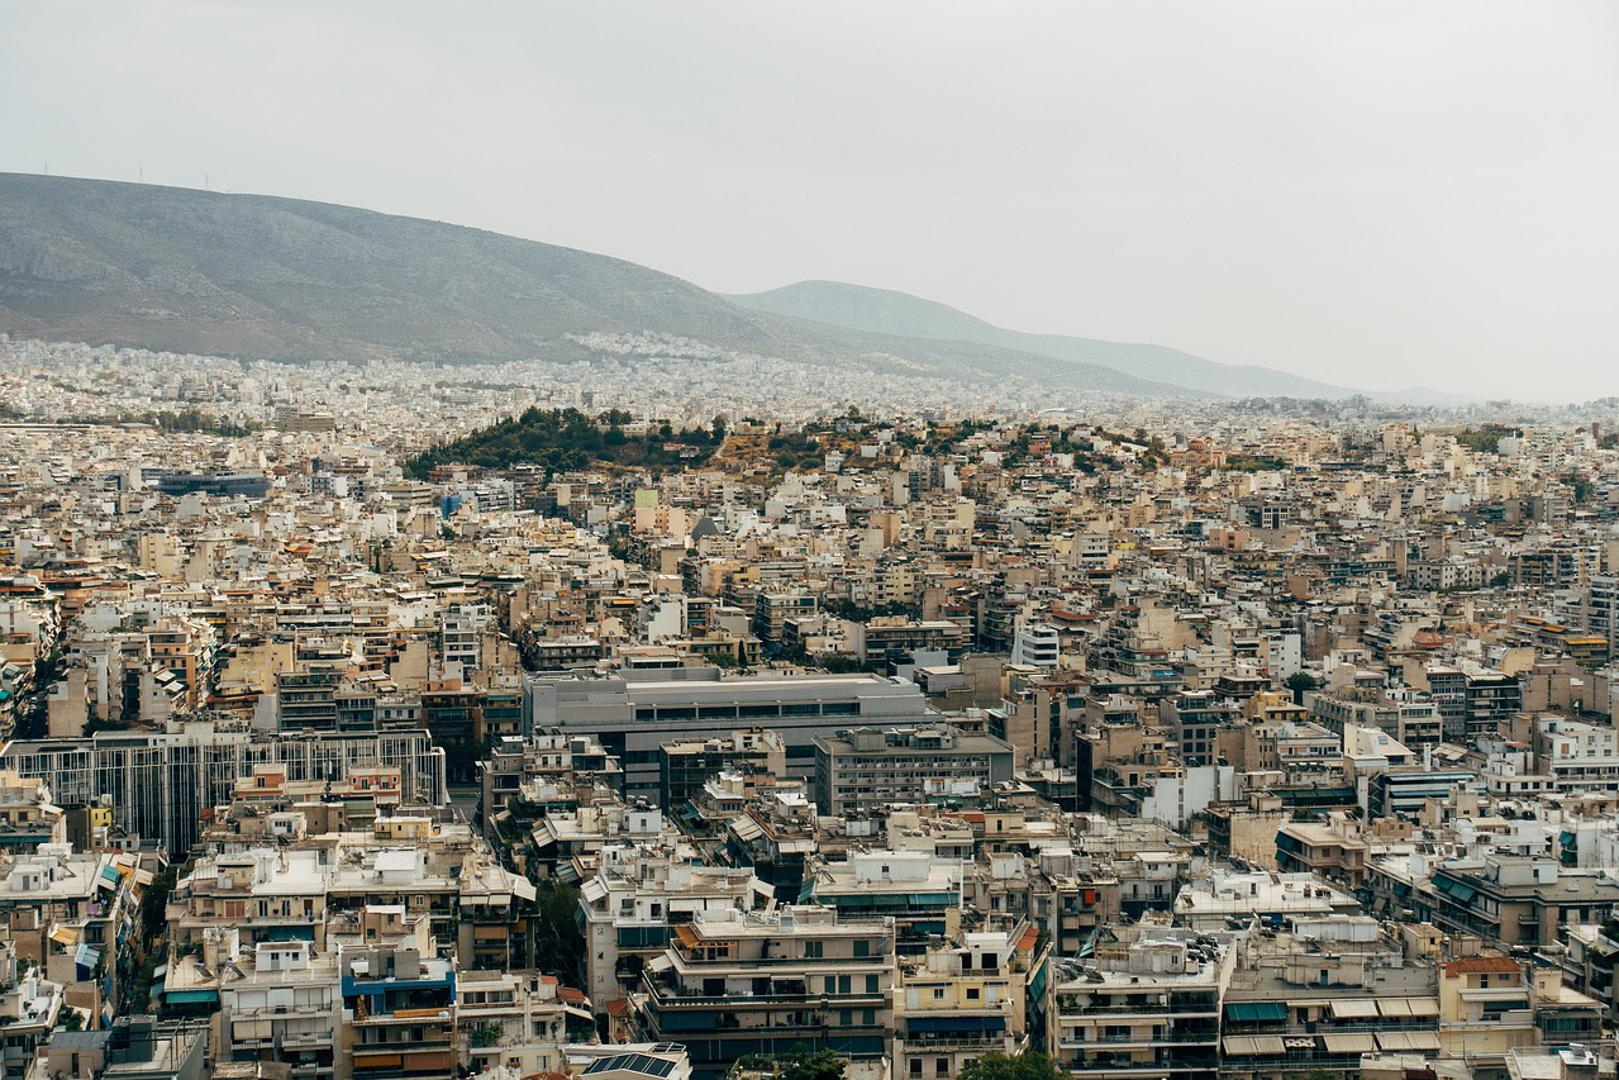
[0, 173, 1186, 397]
[728, 280, 1360, 400]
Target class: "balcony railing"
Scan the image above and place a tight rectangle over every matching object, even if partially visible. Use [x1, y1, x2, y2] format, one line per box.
[899, 1034, 1022, 1050]
[1057, 1030, 1217, 1048]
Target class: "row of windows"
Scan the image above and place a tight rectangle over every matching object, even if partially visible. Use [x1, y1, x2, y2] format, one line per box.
[634, 701, 862, 722]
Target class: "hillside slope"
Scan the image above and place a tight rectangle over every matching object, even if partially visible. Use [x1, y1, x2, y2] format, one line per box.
[0, 173, 1185, 396]
[729, 279, 1358, 399]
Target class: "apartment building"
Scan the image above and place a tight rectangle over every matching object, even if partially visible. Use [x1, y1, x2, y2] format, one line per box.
[217, 937, 344, 1080]
[802, 850, 964, 948]
[1417, 855, 1619, 947]
[846, 618, 970, 666]
[341, 939, 457, 1080]
[1274, 819, 1370, 889]
[893, 916, 1047, 1080]
[1010, 622, 1060, 669]
[658, 730, 786, 810]
[577, 842, 765, 1015]
[1049, 930, 1229, 1080]
[1534, 716, 1619, 793]
[1159, 691, 1236, 768]
[812, 726, 1015, 815]
[1, 725, 447, 855]
[1208, 918, 1446, 1078]
[633, 906, 895, 1078]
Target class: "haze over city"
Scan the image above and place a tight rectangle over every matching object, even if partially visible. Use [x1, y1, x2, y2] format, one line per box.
[3, 0, 1616, 400]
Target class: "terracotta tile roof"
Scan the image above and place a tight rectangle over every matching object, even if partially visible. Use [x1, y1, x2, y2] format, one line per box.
[1443, 956, 1520, 975]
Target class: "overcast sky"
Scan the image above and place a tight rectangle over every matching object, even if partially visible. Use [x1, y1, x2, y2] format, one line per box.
[4, 1, 1616, 400]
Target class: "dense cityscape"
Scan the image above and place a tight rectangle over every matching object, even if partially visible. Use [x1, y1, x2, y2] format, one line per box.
[4, 334, 1619, 1080]
[3, 1, 1615, 1078]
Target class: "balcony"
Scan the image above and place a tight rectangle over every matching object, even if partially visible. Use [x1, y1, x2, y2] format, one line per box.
[899, 1033, 1021, 1050]
[351, 1038, 455, 1053]
[1057, 1029, 1218, 1049]
[351, 1010, 453, 1027]
[1060, 1056, 1218, 1077]
[1056, 1002, 1216, 1019]
[647, 984, 890, 1008]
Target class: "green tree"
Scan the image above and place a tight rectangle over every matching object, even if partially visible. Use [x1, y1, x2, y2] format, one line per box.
[1562, 473, 1595, 505]
[958, 1052, 1064, 1080]
[1284, 671, 1320, 705]
[737, 1049, 846, 1080]
[533, 877, 586, 983]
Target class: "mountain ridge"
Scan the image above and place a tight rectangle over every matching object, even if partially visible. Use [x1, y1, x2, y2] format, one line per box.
[0, 173, 1196, 398]
[727, 279, 1360, 400]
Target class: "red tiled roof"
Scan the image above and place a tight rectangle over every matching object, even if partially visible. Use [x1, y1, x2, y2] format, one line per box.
[1443, 956, 1520, 975]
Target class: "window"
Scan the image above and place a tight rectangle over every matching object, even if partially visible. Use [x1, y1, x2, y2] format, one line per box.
[804, 941, 823, 959]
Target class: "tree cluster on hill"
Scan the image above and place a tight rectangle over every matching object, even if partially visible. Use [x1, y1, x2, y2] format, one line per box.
[406, 407, 718, 478]
[1455, 425, 1520, 454]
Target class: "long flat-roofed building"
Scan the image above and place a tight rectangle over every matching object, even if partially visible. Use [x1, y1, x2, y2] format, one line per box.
[525, 667, 935, 801]
[1, 724, 447, 855]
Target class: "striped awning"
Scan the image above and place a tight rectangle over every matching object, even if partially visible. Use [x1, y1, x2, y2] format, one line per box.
[1377, 1031, 1441, 1052]
[1222, 1036, 1286, 1056]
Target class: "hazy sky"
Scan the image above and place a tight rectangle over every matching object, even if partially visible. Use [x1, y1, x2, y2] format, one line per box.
[4, 1, 1616, 400]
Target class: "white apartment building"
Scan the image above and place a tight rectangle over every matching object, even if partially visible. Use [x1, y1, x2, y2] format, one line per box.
[1011, 623, 1060, 669]
[1535, 716, 1619, 793]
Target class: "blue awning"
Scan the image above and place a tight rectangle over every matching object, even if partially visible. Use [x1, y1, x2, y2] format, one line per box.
[907, 1015, 1006, 1033]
